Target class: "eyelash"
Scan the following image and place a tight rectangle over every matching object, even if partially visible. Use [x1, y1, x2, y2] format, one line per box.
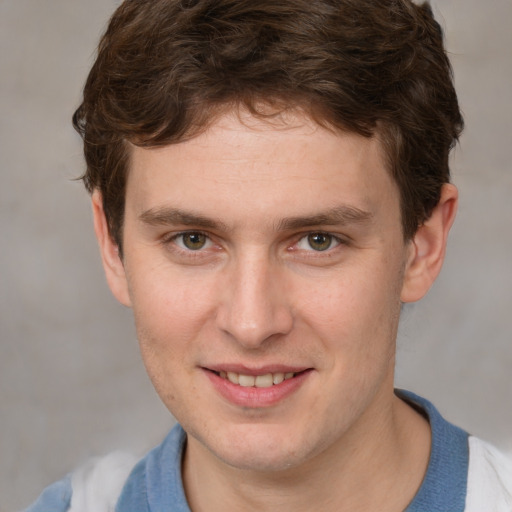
[295, 232, 343, 253]
[163, 231, 214, 254]
[161, 230, 347, 258]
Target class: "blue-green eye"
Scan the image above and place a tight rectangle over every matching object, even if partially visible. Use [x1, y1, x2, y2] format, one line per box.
[175, 232, 210, 251]
[297, 233, 340, 252]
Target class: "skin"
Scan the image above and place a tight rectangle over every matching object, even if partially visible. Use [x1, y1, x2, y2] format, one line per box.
[93, 110, 458, 511]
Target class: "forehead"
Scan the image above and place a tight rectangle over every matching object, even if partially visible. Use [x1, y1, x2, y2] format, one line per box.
[125, 110, 400, 231]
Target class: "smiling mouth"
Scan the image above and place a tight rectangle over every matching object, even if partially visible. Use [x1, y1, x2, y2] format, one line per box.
[214, 370, 300, 388]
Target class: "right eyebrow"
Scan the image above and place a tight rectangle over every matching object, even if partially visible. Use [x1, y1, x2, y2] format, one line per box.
[276, 205, 374, 231]
[139, 207, 229, 231]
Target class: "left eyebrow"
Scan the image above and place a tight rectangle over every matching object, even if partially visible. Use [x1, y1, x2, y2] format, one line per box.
[139, 207, 229, 231]
[276, 205, 374, 231]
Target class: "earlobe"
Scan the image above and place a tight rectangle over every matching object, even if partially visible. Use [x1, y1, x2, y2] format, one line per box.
[91, 190, 132, 307]
[401, 184, 458, 303]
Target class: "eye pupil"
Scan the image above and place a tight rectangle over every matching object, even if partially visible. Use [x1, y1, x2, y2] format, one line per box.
[308, 233, 332, 251]
[183, 233, 207, 250]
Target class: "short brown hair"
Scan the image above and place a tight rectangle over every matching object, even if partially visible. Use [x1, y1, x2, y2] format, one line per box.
[73, 0, 463, 248]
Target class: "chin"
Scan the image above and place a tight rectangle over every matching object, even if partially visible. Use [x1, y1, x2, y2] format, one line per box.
[192, 421, 324, 473]
[217, 446, 307, 473]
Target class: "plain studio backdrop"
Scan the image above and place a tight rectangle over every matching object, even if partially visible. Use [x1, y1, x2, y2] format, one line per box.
[1, 1, 511, 510]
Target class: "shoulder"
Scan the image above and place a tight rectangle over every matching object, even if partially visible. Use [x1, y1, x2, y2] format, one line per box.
[465, 437, 512, 512]
[23, 476, 72, 512]
[23, 451, 137, 512]
[68, 451, 138, 512]
[23, 424, 187, 512]
[115, 423, 189, 511]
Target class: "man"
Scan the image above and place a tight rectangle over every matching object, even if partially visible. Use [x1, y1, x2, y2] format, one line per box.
[26, 0, 512, 511]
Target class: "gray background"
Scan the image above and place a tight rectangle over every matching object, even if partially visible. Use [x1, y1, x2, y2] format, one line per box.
[1, 1, 511, 510]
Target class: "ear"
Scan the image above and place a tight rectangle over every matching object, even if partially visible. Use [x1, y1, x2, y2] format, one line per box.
[91, 190, 132, 307]
[401, 184, 458, 303]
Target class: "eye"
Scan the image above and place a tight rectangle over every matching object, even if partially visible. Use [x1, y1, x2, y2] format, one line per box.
[297, 232, 340, 252]
[174, 232, 212, 251]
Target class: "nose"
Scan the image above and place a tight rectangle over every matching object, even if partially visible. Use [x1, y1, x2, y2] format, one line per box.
[216, 254, 294, 349]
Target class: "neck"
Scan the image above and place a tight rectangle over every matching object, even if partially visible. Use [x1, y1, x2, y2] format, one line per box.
[183, 390, 431, 512]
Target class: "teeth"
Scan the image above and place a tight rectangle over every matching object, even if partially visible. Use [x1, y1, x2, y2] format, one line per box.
[272, 373, 284, 385]
[238, 374, 255, 387]
[255, 374, 273, 388]
[220, 371, 296, 387]
[227, 372, 239, 384]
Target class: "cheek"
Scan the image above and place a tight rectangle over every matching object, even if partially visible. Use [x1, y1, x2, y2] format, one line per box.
[296, 261, 403, 365]
[127, 269, 220, 399]
[300, 268, 400, 329]
[129, 267, 216, 336]
[129, 276, 212, 413]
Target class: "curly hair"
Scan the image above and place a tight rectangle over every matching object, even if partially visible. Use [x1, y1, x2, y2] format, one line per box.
[73, 0, 463, 248]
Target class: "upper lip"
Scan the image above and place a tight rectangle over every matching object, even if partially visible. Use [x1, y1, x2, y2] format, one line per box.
[204, 364, 311, 376]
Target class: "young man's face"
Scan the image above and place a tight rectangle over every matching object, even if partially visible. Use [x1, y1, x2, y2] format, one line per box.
[99, 111, 419, 472]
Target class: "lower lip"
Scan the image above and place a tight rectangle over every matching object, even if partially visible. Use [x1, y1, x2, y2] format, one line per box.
[204, 370, 312, 408]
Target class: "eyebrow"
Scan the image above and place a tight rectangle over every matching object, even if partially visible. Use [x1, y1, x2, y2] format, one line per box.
[276, 206, 374, 231]
[139, 207, 229, 231]
[139, 205, 373, 231]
